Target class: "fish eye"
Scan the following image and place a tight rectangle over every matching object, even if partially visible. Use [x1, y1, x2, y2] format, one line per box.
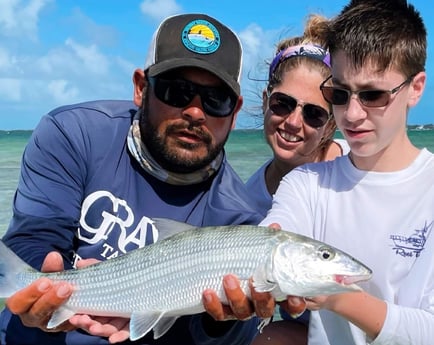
[318, 246, 335, 261]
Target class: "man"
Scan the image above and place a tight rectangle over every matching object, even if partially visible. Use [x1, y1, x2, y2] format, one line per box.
[0, 13, 266, 345]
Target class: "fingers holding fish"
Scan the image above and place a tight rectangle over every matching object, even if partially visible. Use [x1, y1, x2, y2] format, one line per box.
[249, 278, 275, 319]
[69, 314, 130, 343]
[6, 277, 74, 331]
[222, 274, 255, 320]
[75, 257, 101, 268]
[202, 274, 255, 321]
[279, 296, 307, 318]
[6, 250, 74, 332]
[268, 223, 282, 231]
[40, 251, 66, 273]
[202, 285, 244, 321]
[202, 288, 227, 320]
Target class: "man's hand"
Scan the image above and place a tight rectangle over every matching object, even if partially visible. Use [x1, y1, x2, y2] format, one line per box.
[279, 296, 308, 318]
[5, 253, 130, 343]
[5, 251, 75, 332]
[202, 274, 276, 321]
[66, 258, 131, 344]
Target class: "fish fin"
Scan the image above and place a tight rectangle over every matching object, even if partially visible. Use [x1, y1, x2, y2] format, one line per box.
[257, 317, 272, 333]
[252, 264, 276, 293]
[151, 218, 195, 240]
[0, 240, 38, 298]
[130, 311, 165, 341]
[153, 316, 179, 339]
[47, 306, 76, 328]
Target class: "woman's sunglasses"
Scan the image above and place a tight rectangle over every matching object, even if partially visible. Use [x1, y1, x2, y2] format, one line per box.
[320, 75, 414, 107]
[147, 76, 238, 117]
[268, 92, 330, 128]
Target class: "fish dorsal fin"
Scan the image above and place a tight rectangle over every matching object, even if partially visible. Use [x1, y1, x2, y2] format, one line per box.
[151, 218, 195, 241]
[130, 311, 165, 341]
[153, 316, 179, 339]
[47, 306, 76, 328]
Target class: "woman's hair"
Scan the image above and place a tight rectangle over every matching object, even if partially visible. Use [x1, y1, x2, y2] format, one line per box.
[267, 14, 337, 160]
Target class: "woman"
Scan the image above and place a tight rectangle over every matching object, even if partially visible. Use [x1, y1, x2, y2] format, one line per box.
[247, 15, 348, 219]
[247, 15, 348, 345]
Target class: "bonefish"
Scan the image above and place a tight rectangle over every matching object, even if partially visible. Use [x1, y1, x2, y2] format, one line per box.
[0, 218, 372, 341]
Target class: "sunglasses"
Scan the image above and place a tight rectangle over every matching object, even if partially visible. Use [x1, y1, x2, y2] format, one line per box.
[147, 76, 238, 117]
[320, 75, 414, 107]
[268, 92, 330, 128]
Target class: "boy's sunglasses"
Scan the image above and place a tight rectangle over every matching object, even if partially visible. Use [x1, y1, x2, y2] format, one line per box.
[147, 76, 238, 117]
[320, 75, 414, 108]
[268, 92, 330, 128]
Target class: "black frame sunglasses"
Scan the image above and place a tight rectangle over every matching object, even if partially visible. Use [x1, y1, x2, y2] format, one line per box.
[320, 75, 415, 108]
[147, 75, 238, 118]
[268, 92, 331, 128]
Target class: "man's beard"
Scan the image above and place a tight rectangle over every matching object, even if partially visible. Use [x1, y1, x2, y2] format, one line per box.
[139, 103, 227, 174]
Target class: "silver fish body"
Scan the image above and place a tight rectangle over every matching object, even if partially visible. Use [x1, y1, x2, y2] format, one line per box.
[0, 218, 372, 340]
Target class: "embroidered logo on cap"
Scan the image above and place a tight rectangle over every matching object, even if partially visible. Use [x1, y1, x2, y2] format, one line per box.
[181, 19, 220, 54]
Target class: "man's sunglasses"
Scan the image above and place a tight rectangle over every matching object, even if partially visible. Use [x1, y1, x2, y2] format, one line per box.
[320, 75, 415, 108]
[268, 92, 330, 128]
[147, 76, 238, 117]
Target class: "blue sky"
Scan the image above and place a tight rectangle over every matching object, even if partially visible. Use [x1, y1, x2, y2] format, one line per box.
[1, 0, 433, 130]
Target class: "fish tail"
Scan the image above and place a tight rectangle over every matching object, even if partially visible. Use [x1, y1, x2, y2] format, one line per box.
[0, 240, 36, 298]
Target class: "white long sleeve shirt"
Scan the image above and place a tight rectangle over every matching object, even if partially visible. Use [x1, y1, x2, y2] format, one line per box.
[260, 149, 434, 345]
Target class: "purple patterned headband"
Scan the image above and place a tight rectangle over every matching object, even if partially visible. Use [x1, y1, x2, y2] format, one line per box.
[268, 44, 331, 80]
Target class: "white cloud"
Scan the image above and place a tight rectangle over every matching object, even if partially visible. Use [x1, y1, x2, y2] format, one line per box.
[47, 79, 79, 103]
[65, 38, 110, 75]
[140, 0, 182, 22]
[29, 38, 110, 79]
[0, 78, 22, 101]
[0, 47, 14, 71]
[239, 23, 271, 82]
[0, 0, 52, 40]
[236, 23, 288, 129]
[237, 24, 279, 108]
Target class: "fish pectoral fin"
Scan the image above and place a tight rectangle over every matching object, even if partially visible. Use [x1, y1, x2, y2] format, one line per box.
[253, 279, 277, 293]
[130, 311, 165, 341]
[153, 316, 179, 339]
[252, 264, 277, 293]
[47, 306, 76, 329]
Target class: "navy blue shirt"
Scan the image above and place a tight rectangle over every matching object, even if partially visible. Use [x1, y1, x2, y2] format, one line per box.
[0, 100, 262, 345]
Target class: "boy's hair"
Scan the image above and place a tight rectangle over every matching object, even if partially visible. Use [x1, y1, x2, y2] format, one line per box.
[327, 0, 426, 76]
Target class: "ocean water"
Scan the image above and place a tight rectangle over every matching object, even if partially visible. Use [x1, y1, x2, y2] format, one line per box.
[1, 129, 433, 233]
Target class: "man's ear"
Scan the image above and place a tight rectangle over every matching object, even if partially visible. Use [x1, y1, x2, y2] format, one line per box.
[133, 69, 146, 107]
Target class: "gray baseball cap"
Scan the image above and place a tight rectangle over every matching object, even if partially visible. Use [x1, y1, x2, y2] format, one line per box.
[144, 13, 243, 96]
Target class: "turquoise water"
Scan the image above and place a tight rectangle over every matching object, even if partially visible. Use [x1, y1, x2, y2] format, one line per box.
[1, 129, 433, 232]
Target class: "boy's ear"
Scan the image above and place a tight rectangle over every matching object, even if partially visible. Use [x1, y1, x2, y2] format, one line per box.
[408, 71, 426, 108]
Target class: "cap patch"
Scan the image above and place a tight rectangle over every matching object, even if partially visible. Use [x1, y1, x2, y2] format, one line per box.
[181, 19, 220, 55]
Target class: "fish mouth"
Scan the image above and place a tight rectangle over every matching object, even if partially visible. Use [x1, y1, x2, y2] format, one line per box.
[334, 274, 372, 286]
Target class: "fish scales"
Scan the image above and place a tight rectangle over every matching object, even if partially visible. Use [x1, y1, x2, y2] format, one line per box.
[0, 219, 372, 340]
[18, 226, 273, 315]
